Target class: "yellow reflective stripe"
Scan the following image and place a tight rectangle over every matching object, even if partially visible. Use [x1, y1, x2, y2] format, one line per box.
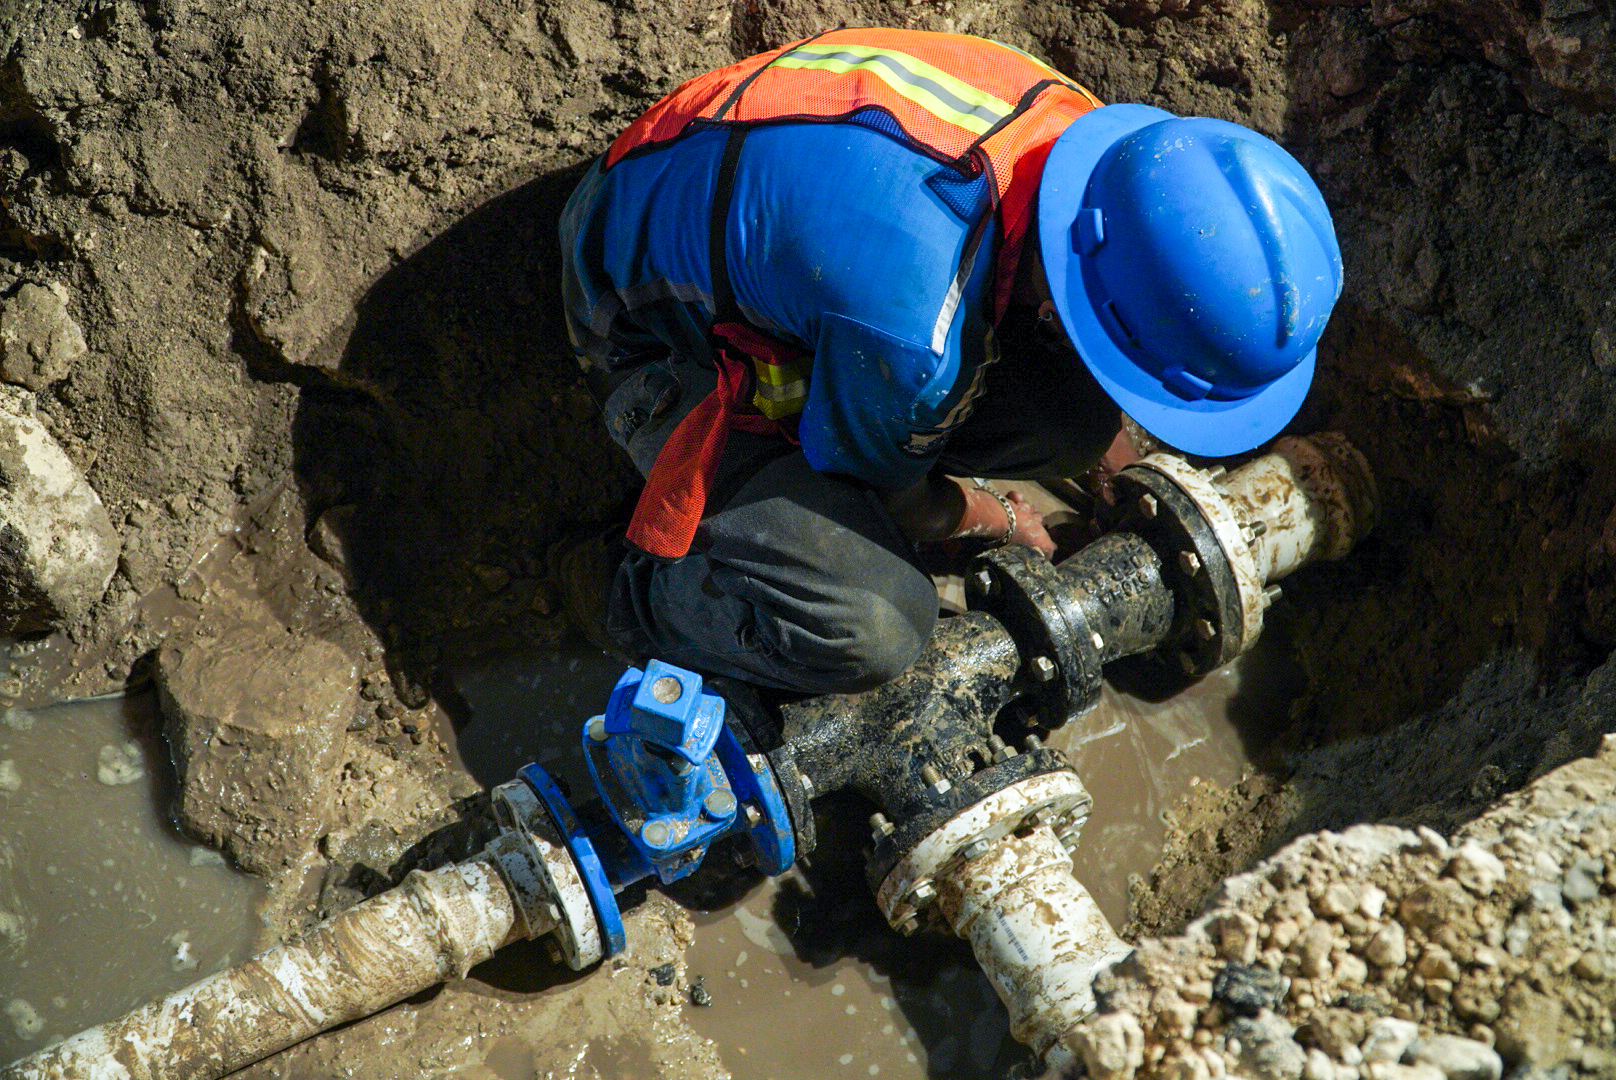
[774, 43, 1012, 136]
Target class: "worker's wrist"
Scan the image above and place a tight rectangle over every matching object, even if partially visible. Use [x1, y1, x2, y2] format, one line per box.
[948, 484, 1013, 544]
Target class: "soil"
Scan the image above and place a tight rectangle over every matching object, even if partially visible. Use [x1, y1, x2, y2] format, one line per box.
[3, 0, 1616, 1076]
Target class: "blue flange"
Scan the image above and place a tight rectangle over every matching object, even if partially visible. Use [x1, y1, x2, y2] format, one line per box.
[517, 763, 627, 958]
[712, 725, 796, 875]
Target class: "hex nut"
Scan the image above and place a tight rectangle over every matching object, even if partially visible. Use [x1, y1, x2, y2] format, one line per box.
[1178, 551, 1202, 577]
[1138, 493, 1159, 519]
[908, 880, 937, 907]
[959, 838, 992, 862]
[1194, 618, 1217, 641]
[1030, 656, 1058, 682]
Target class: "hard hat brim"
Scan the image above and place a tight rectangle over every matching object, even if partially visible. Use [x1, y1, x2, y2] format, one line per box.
[1038, 103, 1316, 458]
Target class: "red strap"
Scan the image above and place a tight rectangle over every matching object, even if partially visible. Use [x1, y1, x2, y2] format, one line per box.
[625, 354, 750, 559]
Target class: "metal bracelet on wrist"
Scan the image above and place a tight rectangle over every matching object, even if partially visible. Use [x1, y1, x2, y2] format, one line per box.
[973, 479, 1016, 547]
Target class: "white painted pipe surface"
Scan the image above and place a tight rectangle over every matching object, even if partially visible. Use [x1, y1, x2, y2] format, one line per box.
[933, 825, 1133, 1063]
[2, 857, 523, 1080]
[1221, 433, 1376, 585]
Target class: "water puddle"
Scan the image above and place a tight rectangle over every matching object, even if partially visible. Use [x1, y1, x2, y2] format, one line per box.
[445, 629, 1294, 1080]
[0, 689, 265, 1064]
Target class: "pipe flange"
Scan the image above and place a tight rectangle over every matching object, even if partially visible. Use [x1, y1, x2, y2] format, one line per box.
[1112, 459, 1252, 676]
[964, 545, 1104, 727]
[866, 748, 1074, 886]
[874, 770, 1093, 932]
[489, 779, 604, 969]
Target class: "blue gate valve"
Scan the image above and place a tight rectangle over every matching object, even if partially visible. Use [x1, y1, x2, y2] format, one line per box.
[513, 659, 797, 959]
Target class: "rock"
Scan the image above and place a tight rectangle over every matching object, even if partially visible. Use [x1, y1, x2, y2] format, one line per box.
[1405, 1035, 1503, 1080]
[1399, 879, 1472, 933]
[1297, 920, 1336, 978]
[1213, 911, 1261, 964]
[1571, 950, 1606, 981]
[1414, 947, 1460, 983]
[1073, 1013, 1145, 1080]
[95, 741, 145, 786]
[1305, 1049, 1335, 1080]
[1360, 885, 1388, 920]
[1227, 1015, 1307, 1080]
[1300, 1009, 1368, 1060]
[4, 997, 42, 1039]
[1361, 1018, 1420, 1064]
[0, 283, 86, 391]
[1446, 845, 1506, 897]
[158, 626, 357, 874]
[1163, 1052, 1212, 1080]
[1212, 962, 1288, 1017]
[1366, 921, 1407, 967]
[1417, 826, 1450, 860]
[1316, 883, 1360, 918]
[0, 759, 17, 793]
[1334, 953, 1369, 986]
[1561, 858, 1603, 904]
[0, 405, 119, 634]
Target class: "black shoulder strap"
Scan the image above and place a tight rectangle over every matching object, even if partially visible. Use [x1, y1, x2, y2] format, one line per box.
[709, 125, 749, 326]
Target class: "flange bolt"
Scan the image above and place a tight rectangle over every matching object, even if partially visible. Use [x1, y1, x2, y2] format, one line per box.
[703, 789, 737, 820]
[1138, 493, 1159, 520]
[1194, 618, 1217, 641]
[586, 716, 609, 743]
[986, 734, 1012, 763]
[959, 838, 992, 862]
[897, 913, 920, 936]
[908, 880, 937, 907]
[642, 820, 673, 848]
[972, 567, 996, 598]
[1029, 656, 1058, 682]
[1024, 733, 1044, 752]
[1177, 551, 1202, 577]
[920, 763, 952, 795]
[1263, 584, 1283, 608]
[870, 812, 896, 839]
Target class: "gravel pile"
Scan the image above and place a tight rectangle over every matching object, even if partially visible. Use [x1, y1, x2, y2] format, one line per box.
[1069, 735, 1616, 1080]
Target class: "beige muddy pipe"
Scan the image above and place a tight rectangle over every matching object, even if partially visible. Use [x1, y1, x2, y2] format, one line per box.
[2, 855, 539, 1080]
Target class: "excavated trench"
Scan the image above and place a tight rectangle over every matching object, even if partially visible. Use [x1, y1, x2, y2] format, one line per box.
[2, 0, 1616, 1076]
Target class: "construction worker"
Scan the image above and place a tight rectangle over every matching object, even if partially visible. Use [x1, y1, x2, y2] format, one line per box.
[559, 28, 1342, 695]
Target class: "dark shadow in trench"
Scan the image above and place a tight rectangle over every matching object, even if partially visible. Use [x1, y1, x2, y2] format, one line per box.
[287, 160, 640, 739]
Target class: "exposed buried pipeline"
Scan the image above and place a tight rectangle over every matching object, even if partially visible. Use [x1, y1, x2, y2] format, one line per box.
[3, 433, 1376, 1080]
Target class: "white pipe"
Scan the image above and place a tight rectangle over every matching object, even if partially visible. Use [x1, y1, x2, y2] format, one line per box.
[2, 857, 526, 1080]
[933, 825, 1133, 1064]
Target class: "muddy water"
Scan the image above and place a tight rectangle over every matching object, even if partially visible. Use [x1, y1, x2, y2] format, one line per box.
[0, 689, 264, 1064]
[445, 632, 1294, 1080]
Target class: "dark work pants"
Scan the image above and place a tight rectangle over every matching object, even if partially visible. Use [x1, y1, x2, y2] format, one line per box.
[601, 318, 1120, 695]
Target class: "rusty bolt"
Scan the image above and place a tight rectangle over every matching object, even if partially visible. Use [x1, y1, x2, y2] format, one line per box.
[1177, 551, 1202, 577]
[1030, 656, 1058, 682]
[1138, 493, 1159, 519]
[870, 812, 896, 838]
[972, 567, 996, 598]
[987, 734, 1011, 763]
[959, 838, 993, 862]
[920, 763, 952, 794]
[896, 913, 921, 936]
[1194, 618, 1217, 641]
[587, 716, 609, 743]
[908, 880, 937, 907]
[1024, 733, 1044, 752]
[1264, 584, 1283, 608]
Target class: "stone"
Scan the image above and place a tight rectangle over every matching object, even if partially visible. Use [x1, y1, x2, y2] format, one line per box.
[1298, 920, 1336, 978]
[1073, 1012, 1145, 1080]
[1334, 953, 1369, 986]
[1163, 1052, 1212, 1080]
[0, 283, 86, 391]
[1305, 1049, 1335, 1080]
[1213, 911, 1261, 964]
[1561, 858, 1603, 905]
[1212, 962, 1288, 1017]
[1361, 1018, 1421, 1064]
[158, 626, 357, 874]
[1446, 844, 1506, 897]
[1399, 880, 1472, 933]
[95, 741, 144, 786]
[1228, 1015, 1307, 1080]
[1572, 950, 1607, 981]
[1366, 921, 1407, 967]
[1316, 883, 1360, 918]
[1405, 1035, 1502, 1080]
[1361, 885, 1388, 920]
[0, 405, 119, 634]
[1415, 947, 1460, 983]
[1300, 1009, 1368, 1059]
[0, 759, 17, 793]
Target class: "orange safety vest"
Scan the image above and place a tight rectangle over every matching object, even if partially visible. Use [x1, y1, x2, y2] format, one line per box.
[612, 29, 1102, 559]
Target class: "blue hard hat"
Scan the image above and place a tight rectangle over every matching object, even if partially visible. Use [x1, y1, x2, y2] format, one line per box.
[1038, 105, 1344, 457]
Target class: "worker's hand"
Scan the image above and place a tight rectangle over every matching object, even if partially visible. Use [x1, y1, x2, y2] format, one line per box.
[1004, 489, 1057, 558]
